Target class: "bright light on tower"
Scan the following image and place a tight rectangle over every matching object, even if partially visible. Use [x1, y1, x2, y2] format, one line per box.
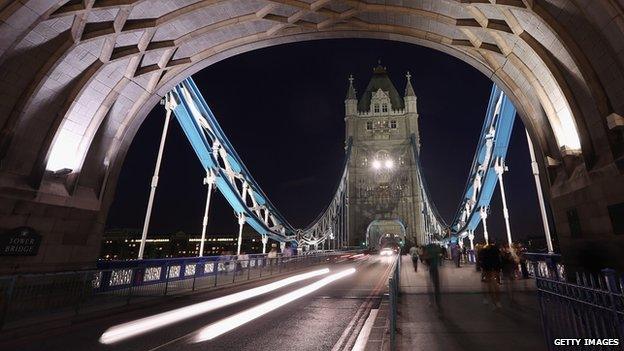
[372, 160, 381, 169]
[384, 159, 394, 169]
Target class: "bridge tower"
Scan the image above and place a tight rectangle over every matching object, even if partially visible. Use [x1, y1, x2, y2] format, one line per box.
[345, 64, 425, 248]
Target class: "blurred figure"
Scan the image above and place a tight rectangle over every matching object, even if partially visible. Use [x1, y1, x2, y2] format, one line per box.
[237, 251, 249, 275]
[481, 243, 503, 309]
[475, 244, 484, 277]
[451, 244, 461, 268]
[423, 243, 443, 311]
[514, 243, 529, 279]
[268, 244, 278, 266]
[501, 246, 519, 304]
[409, 245, 419, 272]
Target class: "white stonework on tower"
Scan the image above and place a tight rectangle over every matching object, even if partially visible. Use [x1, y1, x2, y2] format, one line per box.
[345, 64, 426, 248]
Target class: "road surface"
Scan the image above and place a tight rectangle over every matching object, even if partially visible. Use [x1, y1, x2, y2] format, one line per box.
[4, 255, 393, 351]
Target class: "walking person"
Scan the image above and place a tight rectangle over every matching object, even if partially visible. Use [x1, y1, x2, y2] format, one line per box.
[409, 245, 419, 272]
[267, 244, 278, 266]
[501, 246, 519, 304]
[461, 246, 467, 264]
[423, 243, 443, 311]
[451, 244, 461, 268]
[481, 242, 503, 309]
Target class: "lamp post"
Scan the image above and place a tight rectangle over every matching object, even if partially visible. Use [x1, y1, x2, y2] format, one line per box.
[494, 158, 513, 247]
[138, 96, 173, 259]
[526, 130, 554, 253]
[198, 170, 216, 257]
[480, 207, 489, 245]
[468, 230, 475, 250]
[237, 213, 245, 255]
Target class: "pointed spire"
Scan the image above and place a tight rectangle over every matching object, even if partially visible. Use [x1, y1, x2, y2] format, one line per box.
[404, 71, 416, 97]
[346, 74, 357, 100]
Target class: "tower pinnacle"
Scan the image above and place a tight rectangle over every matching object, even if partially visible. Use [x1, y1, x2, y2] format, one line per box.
[405, 71, 416, 97]
[346, 74, 357, 100]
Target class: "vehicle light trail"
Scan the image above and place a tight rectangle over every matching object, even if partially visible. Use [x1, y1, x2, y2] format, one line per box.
[99, 268, 329, 344]
[193, 268, 356, 342]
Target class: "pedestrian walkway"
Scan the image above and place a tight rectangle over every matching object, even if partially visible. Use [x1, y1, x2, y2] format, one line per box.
[397, 255, 546, 351]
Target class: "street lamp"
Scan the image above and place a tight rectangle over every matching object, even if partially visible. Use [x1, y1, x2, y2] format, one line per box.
[384, 159, 394, 169]
[372, 160, 381, 169]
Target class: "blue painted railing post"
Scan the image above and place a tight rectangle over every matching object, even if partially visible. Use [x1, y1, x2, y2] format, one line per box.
[601, 268, 623, 339]
[532, 257, 553, 350]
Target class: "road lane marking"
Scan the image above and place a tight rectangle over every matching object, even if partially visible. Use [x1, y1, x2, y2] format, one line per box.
[351, 308, 379, 351]
[192, 268, 357, 342]
[331, 259, 393, 351]
[99, 268, 330, 344]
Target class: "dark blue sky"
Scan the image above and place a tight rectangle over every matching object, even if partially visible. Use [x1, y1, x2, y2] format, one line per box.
[106, 39, 544, 245]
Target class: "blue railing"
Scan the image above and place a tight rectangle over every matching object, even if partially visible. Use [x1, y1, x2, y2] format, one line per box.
[0, 250, 346, 330]
[525, 253, 624, 350]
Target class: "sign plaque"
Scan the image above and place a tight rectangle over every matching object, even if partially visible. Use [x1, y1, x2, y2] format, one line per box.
[0, 227, 41, 256]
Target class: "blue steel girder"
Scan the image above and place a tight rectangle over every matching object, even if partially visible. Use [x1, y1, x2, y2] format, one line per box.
[449, 84, 517, 240]
[166, 77, 352, 247]
[168, 79, 296, 243]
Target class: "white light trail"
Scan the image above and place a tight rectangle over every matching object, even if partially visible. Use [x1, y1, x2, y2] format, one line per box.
[193, 268, 357, 342]
[99, 268, 329, 344]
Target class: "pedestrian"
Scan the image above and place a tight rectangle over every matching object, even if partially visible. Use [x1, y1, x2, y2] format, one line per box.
[451, 244, 461, 268]
[237, 251, 249, 275]
[461, 246, 467, 264]
[409, 245, 419, 272]
[268, 244, 278, 266]
[423, 243, 442, 311]
[481, 243, 503, 309]
[501, 246, 519, 304]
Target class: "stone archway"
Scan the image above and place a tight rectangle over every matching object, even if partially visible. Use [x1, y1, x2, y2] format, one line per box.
[366, 219, 406, 249]
[0, 1, 623, 272]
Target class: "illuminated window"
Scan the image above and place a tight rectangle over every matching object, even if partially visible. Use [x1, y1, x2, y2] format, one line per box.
[390, 120, 397, 129]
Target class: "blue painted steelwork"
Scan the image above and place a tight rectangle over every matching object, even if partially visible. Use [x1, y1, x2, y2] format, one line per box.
[449, 84, 517, 238]
[168, 78, 297, 243]
[167, 78, 351, 247]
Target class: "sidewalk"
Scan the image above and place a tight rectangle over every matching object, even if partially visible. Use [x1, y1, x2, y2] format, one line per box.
[397, 256, 546, 351]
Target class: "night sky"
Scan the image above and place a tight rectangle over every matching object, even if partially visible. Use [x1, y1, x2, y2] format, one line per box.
[106, 39, 544, 245]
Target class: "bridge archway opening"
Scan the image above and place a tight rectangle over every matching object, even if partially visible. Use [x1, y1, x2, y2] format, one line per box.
[366, 220, 406, 250]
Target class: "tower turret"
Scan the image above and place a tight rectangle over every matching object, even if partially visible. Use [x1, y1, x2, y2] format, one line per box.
[345, 63, 425, 248]
[404, 71, 417, 113]
[345, 75, 358, 116]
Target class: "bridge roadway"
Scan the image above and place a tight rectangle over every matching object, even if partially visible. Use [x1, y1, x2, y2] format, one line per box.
[4, 255, 391, 351]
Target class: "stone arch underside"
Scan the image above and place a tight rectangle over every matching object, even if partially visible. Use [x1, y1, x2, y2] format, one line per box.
[0, 0, 623, 272]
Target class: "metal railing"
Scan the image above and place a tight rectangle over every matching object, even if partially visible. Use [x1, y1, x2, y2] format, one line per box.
[0, 251, 342, 331]
[526, 253, 624, 350]
[388, 254, 401, 351]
